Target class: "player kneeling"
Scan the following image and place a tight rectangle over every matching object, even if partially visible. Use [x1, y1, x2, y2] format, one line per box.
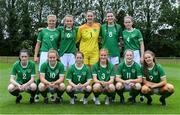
[66, 52, 92, 105]
[141, 50, 174, 106]
[92, 49, 115, 105]
[38, 49, 65, 104]
[115, 49, 142, 104]
[8, 49, 37, 104]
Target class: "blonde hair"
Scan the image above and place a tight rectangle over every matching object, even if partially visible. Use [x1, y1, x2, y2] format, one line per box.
[100, 48, 109, 55]
[48, 49, 59, 59]
[124, 15, 133, 22]
[63, 14, 74, 23]
[47, 14, 57, 20]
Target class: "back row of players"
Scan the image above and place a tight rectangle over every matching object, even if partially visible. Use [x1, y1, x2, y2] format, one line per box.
[8, 10, 174, 105]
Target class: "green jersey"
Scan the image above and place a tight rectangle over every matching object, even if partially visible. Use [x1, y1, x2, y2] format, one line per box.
[123, 28, 143, 50]
[57, 26, 78, 56]
[37, 28, 60, 52]
[143, 64, 165, 83]
[116, 62, 142, 80]
[100, 24, 122, 57]
[40, 61, 64, 82]
[11, 60, 36, 84]
[66, 64, 92, 85]
[92, 62, 114, 81]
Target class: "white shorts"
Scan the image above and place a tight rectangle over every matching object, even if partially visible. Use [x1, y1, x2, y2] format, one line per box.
[60, 53, 75, 70]
[39, 52, 48, 71]
[133, 50, 141, 65]
[124, 83, 141, 91]
[108, 56, 120, 65]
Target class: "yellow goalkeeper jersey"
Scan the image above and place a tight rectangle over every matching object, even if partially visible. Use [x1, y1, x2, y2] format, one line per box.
[76, 23, 100, 53]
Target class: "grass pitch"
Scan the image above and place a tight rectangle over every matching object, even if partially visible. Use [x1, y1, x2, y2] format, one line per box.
[0, 58, 180, 114]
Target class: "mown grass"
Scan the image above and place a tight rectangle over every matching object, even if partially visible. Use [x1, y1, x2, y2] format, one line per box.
[0, 58, 180, 114]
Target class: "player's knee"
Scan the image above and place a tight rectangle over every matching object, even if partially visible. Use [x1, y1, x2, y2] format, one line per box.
[134, 83, 141, 91]
[59, 83, 66, 91]
[8, 84, 15, 92]
[108, 84, 115, 92]
[66, 85, 73, 92]
[93, 83, 101, 92]
[116, 82, 124, 90]
[38, 83, 46, 92]
[86, 85, 92, 92]
[30, 83, 37, 91]
[141, 85, 150, 94]
[166, 83, 174, 93]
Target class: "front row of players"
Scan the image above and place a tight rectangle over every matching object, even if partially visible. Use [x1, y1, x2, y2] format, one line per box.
[8, 49, 174, 106]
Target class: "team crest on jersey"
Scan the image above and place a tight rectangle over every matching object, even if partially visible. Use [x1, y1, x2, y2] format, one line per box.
[93, 29, 97, 32]
[82, 72, 86, 76]
[27, 69, 32, 73]
[131, 69, 136, 73]
[154, 71, 158, 76]
[55, 69, 59, 74]
[123, 69, 126, 72]
[107, 70, 110, 74]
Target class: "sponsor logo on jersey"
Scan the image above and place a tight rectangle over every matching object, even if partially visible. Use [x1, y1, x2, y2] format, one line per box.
[131, 69, 136, 73]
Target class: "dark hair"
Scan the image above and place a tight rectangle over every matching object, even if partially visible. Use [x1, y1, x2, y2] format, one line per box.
[143, 50, 157, 78]
[19, 49, 29, 61]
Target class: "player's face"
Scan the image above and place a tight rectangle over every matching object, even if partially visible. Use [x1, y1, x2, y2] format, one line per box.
[86, 12, 94, 23]
[124, 18, 133, 29]
[64, 17, 73, 28]
[107, 13, 114, 23]
[48, 52, 57, 65]
[125, 51, 134, 63]
[75, 53, 83, 64]
[144, 53, 154, 65]
[100, 50, 108, 63]
[20, 52, 28, 64]
[47, 16, 56, 28]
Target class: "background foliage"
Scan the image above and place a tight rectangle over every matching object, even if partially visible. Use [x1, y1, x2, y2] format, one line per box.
[0, 0, 179, 56]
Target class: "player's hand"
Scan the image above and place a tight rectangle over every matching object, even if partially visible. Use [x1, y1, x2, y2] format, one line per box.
[34, 56, 39, 63]
[140, 57, 144, 64]
[19, 85, 24, 91]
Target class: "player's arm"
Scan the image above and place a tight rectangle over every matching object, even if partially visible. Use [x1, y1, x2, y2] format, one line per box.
[34, 41, 41, 63]
[67, 80, 78, 88]
[93, 74, 102, 84]
[22, 76, 35, 88]
[140, 41, 145, 64]
[82, 79, 92, 87]
[10, 75, 21, 88]
[54, 74, 64, 85]
[115, 75, 126, 84]
[150, 76, 167, 88]
[40, 73, 51, 85]
[130, 76, 142, 83]
[104, 77, 114, 85]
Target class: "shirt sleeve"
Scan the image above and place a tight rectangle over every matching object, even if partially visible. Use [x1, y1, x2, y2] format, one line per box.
[37, 30, 43, 42]
[116, 63, 123, 77]
[136, 64, 142, 78]
[40, 63, 46, 75]
[86, 66, 92, 80]
[66, 66, 73, 81]
[137, 29, 143, 42]
[76, 27, 81, 43]
[31, 62, 36, 77]
[92, 64, 97, 76]
[59, 63, 65, 77]
[11, 63, 17, 76]
[157, 64, 166, 78]
[110, 64, 115, 78]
